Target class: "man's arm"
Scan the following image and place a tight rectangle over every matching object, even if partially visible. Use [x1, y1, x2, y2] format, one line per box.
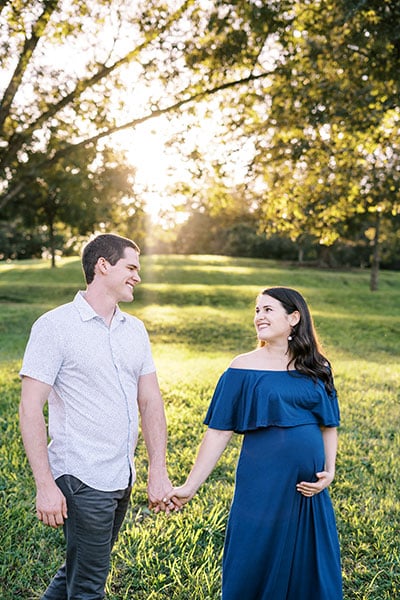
[137, 372, 174, 512]
[19, 376, 67, 528]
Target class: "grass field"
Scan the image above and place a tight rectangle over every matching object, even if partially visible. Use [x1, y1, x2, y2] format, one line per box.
[0, 254, 399, 599]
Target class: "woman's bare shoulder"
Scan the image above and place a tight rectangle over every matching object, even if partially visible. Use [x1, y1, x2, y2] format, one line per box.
[229, 349, 261, 369]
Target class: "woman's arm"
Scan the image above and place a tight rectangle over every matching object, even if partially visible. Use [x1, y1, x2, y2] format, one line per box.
[321, 425, 338, 476]
[168, 427, 233, 505]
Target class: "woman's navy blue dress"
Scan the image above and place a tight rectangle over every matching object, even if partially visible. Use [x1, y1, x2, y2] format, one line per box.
[204, 368, 342, 600]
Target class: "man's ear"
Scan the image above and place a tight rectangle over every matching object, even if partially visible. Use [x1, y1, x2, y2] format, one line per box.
[95, 257, 108, 275]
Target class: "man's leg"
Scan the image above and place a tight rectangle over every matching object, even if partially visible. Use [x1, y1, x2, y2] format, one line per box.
[41, 475, 131, 600]
[41, 564, 67, 600]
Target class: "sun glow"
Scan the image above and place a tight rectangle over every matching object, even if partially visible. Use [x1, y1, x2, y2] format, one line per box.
[111, 119, 189, 223]
[110, 99, 246, 225]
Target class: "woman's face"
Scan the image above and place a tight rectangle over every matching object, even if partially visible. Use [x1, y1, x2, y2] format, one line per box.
[254, 294, 298, 343]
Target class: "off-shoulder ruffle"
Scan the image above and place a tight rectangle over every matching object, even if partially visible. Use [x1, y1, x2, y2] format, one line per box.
[204, 368, 340, 433]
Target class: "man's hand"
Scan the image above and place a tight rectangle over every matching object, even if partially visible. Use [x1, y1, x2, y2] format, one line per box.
[147, 469, 182, 514]
[36, 481, 68, 528]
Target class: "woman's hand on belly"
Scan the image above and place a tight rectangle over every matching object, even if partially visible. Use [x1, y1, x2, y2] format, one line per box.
[296, 469, 335, 497]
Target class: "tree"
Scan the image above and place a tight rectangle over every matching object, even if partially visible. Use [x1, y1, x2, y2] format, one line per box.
[0, 0, 277, 210]
[1, 0, 399, 286]
[165, 0, 400, 286]
[0, 136, 140, 264]
[238, 0, 400, 287]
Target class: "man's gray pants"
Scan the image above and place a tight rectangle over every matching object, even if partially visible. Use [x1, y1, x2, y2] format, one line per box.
[41, 474, 132, 600]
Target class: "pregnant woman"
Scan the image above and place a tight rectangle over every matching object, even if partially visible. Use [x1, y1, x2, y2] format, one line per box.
[167, 286, 342, 600]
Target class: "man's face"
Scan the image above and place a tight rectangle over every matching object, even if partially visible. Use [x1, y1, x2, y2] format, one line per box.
[104, 247, 141, 303]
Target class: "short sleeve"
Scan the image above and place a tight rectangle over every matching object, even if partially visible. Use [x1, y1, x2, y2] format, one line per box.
[138, 322, 156, 376]
[313, 385, 340, 427]
[19, 316, 64, 385]
[204, 371, 241, 431]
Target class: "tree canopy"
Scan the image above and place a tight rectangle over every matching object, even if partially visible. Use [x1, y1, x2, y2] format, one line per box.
[0, 0, 399, 285]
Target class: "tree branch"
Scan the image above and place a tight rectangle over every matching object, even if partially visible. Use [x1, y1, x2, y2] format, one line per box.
[0, 0, 196, 170]
[0, 71, 271, 211]
[0, 0, 59, 132]
[38, 71, 272, 160]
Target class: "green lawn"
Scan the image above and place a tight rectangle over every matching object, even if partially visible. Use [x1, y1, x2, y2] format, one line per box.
[0, 255, 399, 599]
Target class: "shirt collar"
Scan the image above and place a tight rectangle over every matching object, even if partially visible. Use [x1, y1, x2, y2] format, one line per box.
[73, 291, 126, 323]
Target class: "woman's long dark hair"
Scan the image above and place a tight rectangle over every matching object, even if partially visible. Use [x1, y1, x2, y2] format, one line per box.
[259, 287, 336, 395]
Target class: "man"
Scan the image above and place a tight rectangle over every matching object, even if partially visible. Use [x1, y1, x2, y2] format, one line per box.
[19, 233, 177, 599]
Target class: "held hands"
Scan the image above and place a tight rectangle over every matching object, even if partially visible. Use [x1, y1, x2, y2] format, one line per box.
[296, 470, 335, 498]
[149, 494, 182, 515]
[149, 482, 196, 515]
[149, 486, 194, 514]
[147, 469, 183, 514]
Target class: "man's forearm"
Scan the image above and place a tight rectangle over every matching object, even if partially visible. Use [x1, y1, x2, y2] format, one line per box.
[141, 397, 168, 469]
[19, 402, 54, 485]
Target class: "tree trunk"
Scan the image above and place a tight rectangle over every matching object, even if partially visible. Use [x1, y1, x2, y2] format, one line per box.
[48, 217, 56, 268]
[370, 210, 381, 292]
